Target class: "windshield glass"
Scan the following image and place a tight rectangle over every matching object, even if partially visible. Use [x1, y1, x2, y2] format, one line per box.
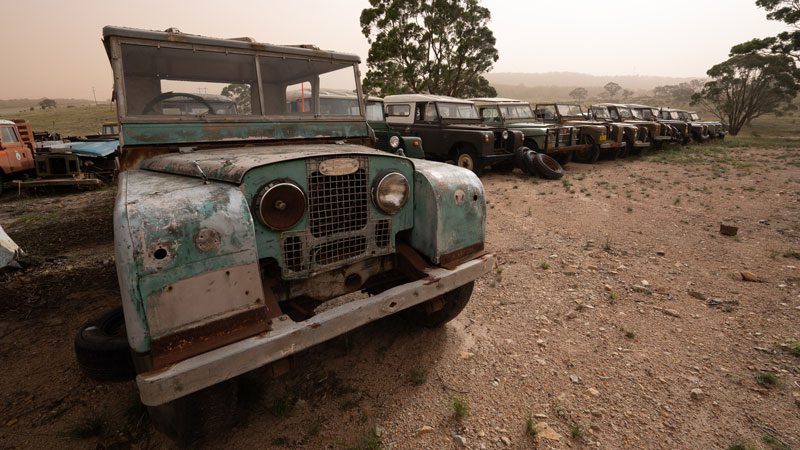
[366, 101, 384, 121]
[669, 111, 680, 120]
[120, 43, 360, 118]
[499, 104, 535, 119]
[556, 104, 584, 117]
[591, 107, 611, 119]
[690, 113, 700, 121]
[677, 111, 690, 120]
[437, 102, 479, 119]
[617, 107, 633, 119]
[630, 108, 643, 119]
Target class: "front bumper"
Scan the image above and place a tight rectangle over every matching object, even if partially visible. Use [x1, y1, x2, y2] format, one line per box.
[599, 141, 624, 149]
[136, 253, 495, 406]
[633, 140, 650, 148]
[653, 136, 672, 141]
[546, 143, 589, 155]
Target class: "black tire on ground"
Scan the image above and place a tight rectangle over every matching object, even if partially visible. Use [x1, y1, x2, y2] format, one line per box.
[573, 136, 600, 164]
[403, 282, 474, 328]
[516, 145, 533, 174]
[521, 150, 539, 176]
[453, 147, 484, 175]
[553, 151, 572, 167]
[531, 153, 565, 180]
[74, 306, 136, 382]
[148, 380, 240, 446]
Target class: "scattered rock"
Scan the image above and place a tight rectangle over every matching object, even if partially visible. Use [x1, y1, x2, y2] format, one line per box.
[688, 290, 706, 301]
[656, 250, 666, 256]
[416, 426, 434, 436]
[565, 310, 578, 320]
[569, 374, 581, 383]
[453, 435, 467, 447]
[739, 271, 762, 282]
[690, 388, 704, 400]
[500, 436, 511, 446]
[641, 280, 650, 287]
[653, 306, 681, 318]
[533, 422, 562, 441]
[459, 351, 475, 360]
[603, 284, 612, 291]
[588, 387, 600, 397]
[632, 285, 652, 295]
[719, 224, 738, 236]
[533, 413, 548, 419]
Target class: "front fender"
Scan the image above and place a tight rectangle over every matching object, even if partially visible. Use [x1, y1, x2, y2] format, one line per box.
[401, 136, 425, 159]
[407, 160, 485, 265]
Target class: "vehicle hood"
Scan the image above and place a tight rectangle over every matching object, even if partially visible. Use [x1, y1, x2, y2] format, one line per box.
[140, 144, 403, 184]
[49, 139, 119, 157]
[505, 121, 550, 129]
[442, 123, 496, 132]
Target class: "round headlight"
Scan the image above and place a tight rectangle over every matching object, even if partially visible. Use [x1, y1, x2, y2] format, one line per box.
[389, 135, 400, 148]
[502, 130, 509, 140]
[255, 181, 306, 230]
[373, 172, 409, 215]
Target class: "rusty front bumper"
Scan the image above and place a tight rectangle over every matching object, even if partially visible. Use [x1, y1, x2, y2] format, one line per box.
[136, 253, 495, 406]
[599, 141, 624, 149]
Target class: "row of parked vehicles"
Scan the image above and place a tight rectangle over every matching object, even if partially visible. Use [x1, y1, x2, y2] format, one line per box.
[67, 26, 726, 445]
[366, 95, 727, 178]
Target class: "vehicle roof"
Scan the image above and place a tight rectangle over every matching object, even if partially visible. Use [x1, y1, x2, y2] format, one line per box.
[287, 88, 358, 101]
[0, 119, 15, 125]
[102, 26, 361, 63]
[384, 94, 473, 104]
[626, 103, 657, 109]
[469, 97, 529, 105]
[660, 107, 686, 112]
[593, 103, 629, 108]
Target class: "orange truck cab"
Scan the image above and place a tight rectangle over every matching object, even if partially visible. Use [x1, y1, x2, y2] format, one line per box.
[0, 119, 36, 193]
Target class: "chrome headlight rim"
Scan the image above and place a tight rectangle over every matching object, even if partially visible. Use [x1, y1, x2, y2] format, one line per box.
[255, 180, 306, 230]
[389, 135, 400, 148]
[501, 130, 509, 140]
[372, 171, 409, 215]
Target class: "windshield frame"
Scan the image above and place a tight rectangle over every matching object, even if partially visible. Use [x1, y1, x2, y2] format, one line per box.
[591, 106, 612, 120]
[436, 102, 481, 121]
[556, 104, 585, 117]
[498, 103, 535, 120]
[110, 36, 365, 123]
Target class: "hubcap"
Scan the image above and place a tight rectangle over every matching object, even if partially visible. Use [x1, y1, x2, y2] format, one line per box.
[457, 154, 474, 170]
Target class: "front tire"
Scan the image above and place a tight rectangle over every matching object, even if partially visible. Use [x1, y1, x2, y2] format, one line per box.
[574, 136, 600, 164]
[74, 307, 136, 382]
[403, 282, 474, 328]
[454, 147, 484, 175]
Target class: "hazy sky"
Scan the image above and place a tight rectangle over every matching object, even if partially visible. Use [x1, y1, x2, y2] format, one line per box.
[1, 0, 788, 99]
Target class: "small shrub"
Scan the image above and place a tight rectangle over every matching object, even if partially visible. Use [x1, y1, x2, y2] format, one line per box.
[539, 260, 550, 270]
[569, 422, 584, 440]
[788, 342, 800, 357]
[624, 330, 636, 339]
[525, 415, 537, 437]
[452, 397, 469, 419]
[408, 368, 427, 386]
[754, 371, 778, 387]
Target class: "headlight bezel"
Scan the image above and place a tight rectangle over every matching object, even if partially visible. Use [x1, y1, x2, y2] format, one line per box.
[255, 180, 306, 231]
[389, 135, 400, 148]
[372, 171, 410, 215]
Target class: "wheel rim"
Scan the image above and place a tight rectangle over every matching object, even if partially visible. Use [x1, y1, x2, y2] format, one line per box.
[457, 154, 474, 170]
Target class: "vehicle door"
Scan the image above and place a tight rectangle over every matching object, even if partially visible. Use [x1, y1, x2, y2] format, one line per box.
[0, 125, 33, 174]
[411, 102, 444, 157]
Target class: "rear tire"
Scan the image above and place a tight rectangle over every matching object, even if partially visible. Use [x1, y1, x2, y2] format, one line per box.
[531, 153, 565, 180]
[74, 307, 136, 382]
[403, 282, 474, 328]
[574, 136, 600, 164]
[149, 380, 239, 446]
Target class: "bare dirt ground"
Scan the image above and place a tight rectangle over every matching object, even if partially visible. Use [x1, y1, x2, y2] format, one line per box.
[1, 145, 799, 450]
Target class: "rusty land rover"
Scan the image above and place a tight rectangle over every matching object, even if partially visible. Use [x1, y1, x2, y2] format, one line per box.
[534, 103, 630, 163]
[98, 26, 493, 443]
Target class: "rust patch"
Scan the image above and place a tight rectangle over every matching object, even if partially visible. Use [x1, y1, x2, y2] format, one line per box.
[439, 242, 485, 270]
[150, 307, 271, 369]
[395, 242, 432, 281]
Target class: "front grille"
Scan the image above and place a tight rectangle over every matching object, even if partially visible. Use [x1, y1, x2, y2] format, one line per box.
[308, 166, 368, 238]
[493, 131, 506, 150]
[278, 157, 396, 279]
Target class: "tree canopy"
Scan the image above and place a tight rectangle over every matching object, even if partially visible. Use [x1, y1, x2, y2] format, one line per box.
[691, 53, 800, 135]
[568, 87, 588, 102]
[730, 0, 800, 64]
[603, 82, 622, 98]
[360, 0, 499, 97]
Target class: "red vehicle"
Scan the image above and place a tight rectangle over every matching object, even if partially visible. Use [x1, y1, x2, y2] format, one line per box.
[0, 119, 35, 194]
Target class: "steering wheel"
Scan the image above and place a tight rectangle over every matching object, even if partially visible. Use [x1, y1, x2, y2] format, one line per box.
[141, 92, 217, 115]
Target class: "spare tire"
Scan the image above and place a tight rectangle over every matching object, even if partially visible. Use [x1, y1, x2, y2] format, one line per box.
[530, 153, 565, 180]
[74, 306, 136, 382]
[520, 149, 538, 176]
[514, 146, 532, 174]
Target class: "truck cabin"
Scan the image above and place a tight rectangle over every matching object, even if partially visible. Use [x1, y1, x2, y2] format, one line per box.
[103, 26, 366, 168]
[473, 99, 538, 124]
[535, 103, 585, 121]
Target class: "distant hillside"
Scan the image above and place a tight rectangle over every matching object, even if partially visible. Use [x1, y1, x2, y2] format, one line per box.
[0, 98, 95, 115]
[486, 72, 701, 92]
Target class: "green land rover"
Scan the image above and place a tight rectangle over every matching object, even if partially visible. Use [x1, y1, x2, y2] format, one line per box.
[98, 26, 493, 443]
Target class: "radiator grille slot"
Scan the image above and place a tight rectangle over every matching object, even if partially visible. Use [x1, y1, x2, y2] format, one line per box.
[375, 220, 390, 248]
[308, 167, 368, 238]
[310, 236, 367, 266]
[283, 236, 304, 272]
